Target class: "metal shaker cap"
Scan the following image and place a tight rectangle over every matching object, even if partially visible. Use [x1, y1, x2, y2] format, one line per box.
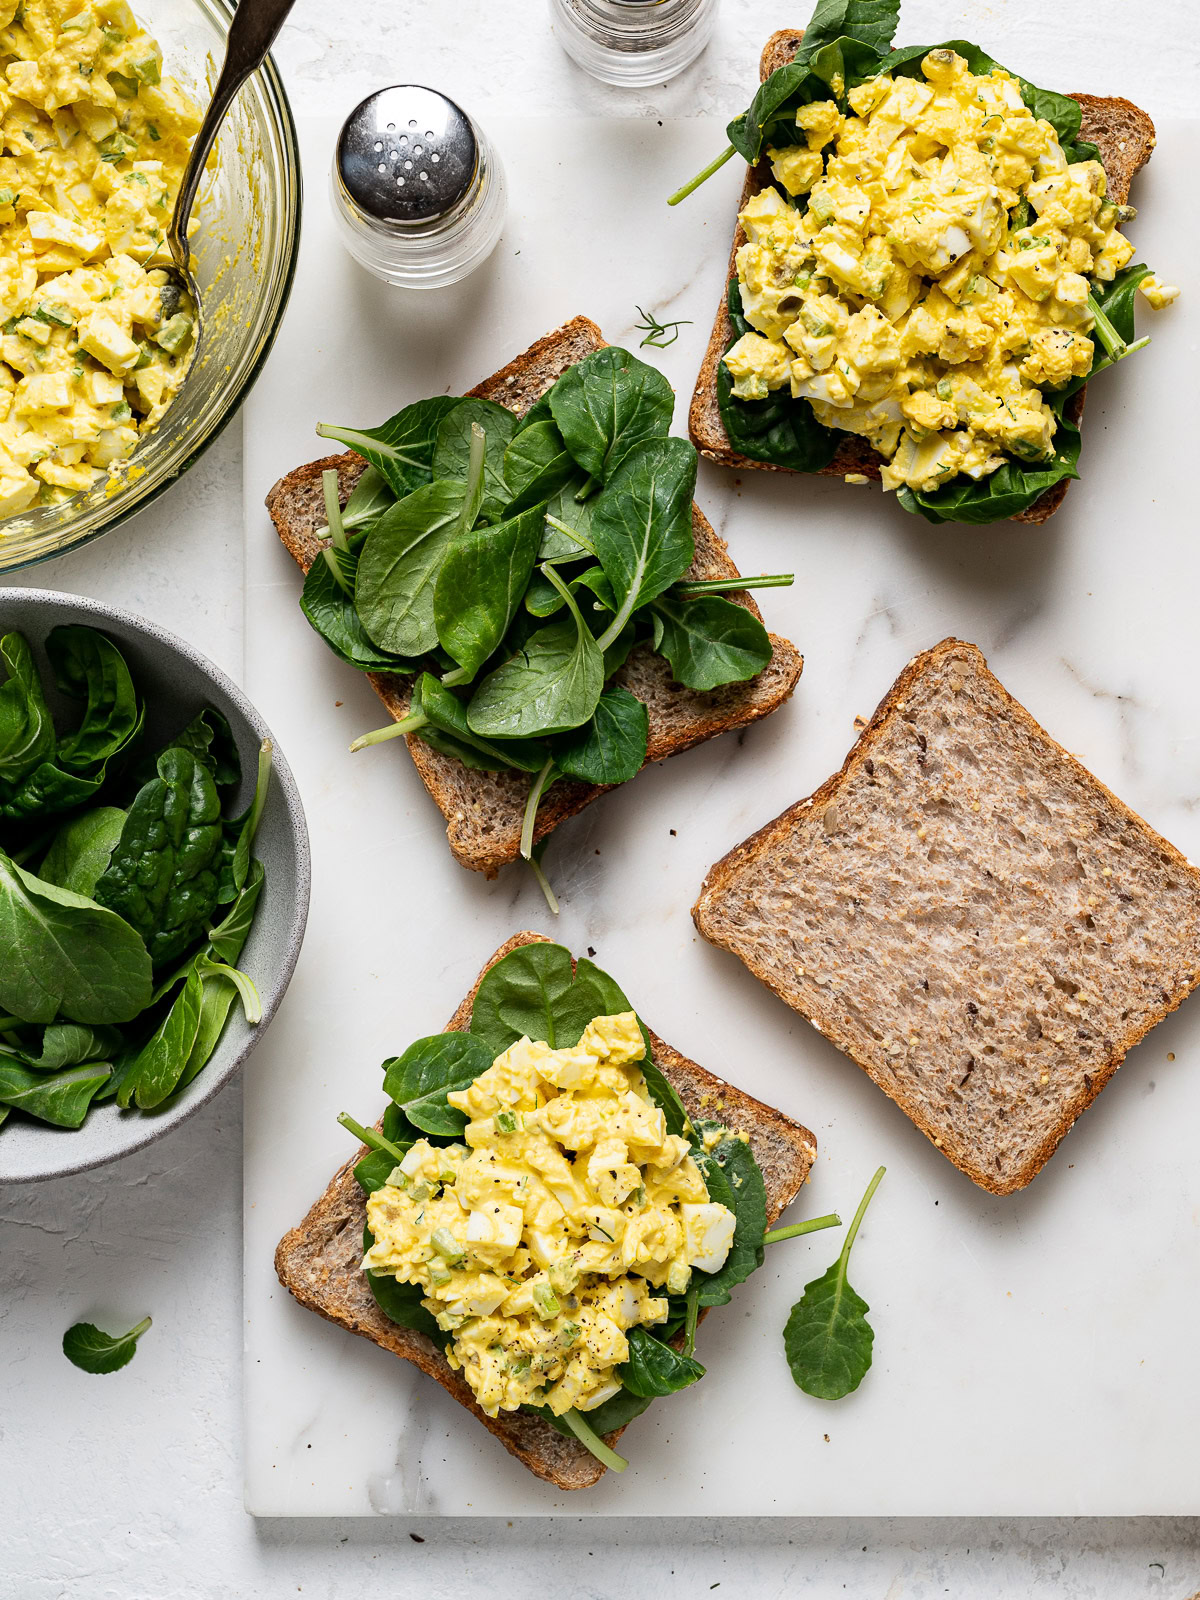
[336, 86, 478, 225]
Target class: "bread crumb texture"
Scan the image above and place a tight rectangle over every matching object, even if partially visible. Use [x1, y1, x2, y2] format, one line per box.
[694, 639, 1200, 1194]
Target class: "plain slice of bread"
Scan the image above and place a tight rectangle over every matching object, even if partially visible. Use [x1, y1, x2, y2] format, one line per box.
[693, 640, 1200, 1195]
[688, 30, 1158, 525]
[274, 931, 819, 1490]
[266, 316, 803, 876]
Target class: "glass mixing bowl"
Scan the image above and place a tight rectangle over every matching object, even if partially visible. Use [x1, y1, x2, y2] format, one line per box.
[0, 0, 301, 573]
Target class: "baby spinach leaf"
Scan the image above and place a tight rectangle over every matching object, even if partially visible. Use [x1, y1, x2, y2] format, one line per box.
[354, 480, 469, 656]
[62, 1316, 151, 1374]
[137, 708, 241, 796]
[466, 582, 604, 741]
[588, 437, 697, 639]
[433, 398, 520, 522]
[412, 674, 549, 773]
[547, 346, 674, 484]
[434, 505, 544, 679]
[470, 942, 637, 1054]
[15, 1021, 121, 1072]
[206, 858, 265, 966]
[0, 762, 106, 822]
[0, 852, 152, 1024]
[0, 632, 54, 788]
[116, 967, 204, 1109]
[316, 396, 464, 497]
[95, 748, 223, 969]
[618, 1325, 705, 1398]
[0, 1057, 112, 1127]
[797, 0, 900, 63]
[216, 739, 272, 907]
[638, 1057, 689, 1138]
[382, 1032, 493, 1137]
[342, 464, 396, 531]
[553, 686, 647, 785]
[300, 531, 412, 673]
[650, 594, 773, 690]
[540, 477, 598, 560]
[175, 960, 251, 1091]
[46, 626, 142, 776]
[691, 1125, 769, 1308]
[38, 807, 126, 897]
[784, 1166, 884, 1400]
[501, 420, 577, 514]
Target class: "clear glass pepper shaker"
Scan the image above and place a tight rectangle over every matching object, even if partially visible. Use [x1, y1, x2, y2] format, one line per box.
[330, 85, 507, 289]
[549, 0, 719, 87]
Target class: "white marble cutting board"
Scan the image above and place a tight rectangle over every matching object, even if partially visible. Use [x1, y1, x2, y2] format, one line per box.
[242, 114, 1200, 1516]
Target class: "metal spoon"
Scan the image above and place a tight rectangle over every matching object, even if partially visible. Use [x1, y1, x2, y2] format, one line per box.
[151, 0, 298, 334]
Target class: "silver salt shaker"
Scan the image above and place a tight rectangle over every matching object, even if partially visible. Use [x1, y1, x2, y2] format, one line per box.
[549, 0, 719, 87]
[331, 86, 506, 289]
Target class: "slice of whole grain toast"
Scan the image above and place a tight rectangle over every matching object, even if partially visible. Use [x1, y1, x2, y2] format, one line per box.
[266, 316, 803, 877]
[274, 930, 818, 1491]
[693, 639, 1200, 1195]
[688, 30, 1158, 525]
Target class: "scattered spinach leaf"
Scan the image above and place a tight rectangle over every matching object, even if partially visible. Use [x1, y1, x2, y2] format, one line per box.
[62, 1315, 151, 1374]
[501, 419, 577, 514]
[588, 437, 697, 643]
[355, 480, 470, 657]
[783, 1166, 885, 1399]
[434, 505, 543, 679]
[467, 577, 604, 740]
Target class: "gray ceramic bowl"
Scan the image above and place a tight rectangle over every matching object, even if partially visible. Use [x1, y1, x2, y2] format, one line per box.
[0, 589, 310, 1182]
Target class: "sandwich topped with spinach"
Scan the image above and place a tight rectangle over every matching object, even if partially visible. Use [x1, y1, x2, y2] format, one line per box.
[677, 0, 1176, 524]
[273, 324, 800, 903]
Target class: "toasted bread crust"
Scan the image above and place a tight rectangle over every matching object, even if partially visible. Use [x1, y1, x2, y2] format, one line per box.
[274, 931, 818, 1489]
[688, 31, 1158, 525]
[693, 639, 1200, 1194]
[266, 316, 803, 876]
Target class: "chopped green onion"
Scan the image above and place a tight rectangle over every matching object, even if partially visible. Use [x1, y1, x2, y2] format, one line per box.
[560, 1320, 580, 1346]
[154, 312, 192, 354]
[494, 1110, 518, 1134]
[431, 1228, 464, 1263]
[384, 1166, 410, 1190]
[936, 378, 953, 401]
[428, 1265, 452, 1287]
[532, 1283, 560, 1320]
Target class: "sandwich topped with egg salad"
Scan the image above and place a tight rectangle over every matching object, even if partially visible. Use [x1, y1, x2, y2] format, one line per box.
[677, 0, 1175, 524]
[0, 1, 201, 519]
[275, 934, 825, 1487]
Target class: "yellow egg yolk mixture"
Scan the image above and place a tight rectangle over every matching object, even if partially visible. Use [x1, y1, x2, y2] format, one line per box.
[363, 1012, 738, 1419]
[0, 0, 201, 518]
[724, 49, 1168, 495]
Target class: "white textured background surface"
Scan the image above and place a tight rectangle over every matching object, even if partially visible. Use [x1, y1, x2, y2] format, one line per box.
[3, 0, 1200, 1593]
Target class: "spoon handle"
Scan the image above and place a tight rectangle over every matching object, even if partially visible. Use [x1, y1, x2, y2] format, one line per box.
[172, 0, 298, 244]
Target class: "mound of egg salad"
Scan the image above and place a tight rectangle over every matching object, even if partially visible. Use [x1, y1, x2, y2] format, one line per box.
[363, 1012, 739, 1420]
[0, 0, 201, 517]
[724, 48, 1178, 496]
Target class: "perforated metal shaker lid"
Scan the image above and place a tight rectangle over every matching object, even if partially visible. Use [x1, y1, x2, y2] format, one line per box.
[336, 86, 478, 225]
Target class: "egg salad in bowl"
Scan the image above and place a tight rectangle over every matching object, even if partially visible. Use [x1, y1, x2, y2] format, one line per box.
[0, 0, 202, 518]
[363, 1012, 738, 1423]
